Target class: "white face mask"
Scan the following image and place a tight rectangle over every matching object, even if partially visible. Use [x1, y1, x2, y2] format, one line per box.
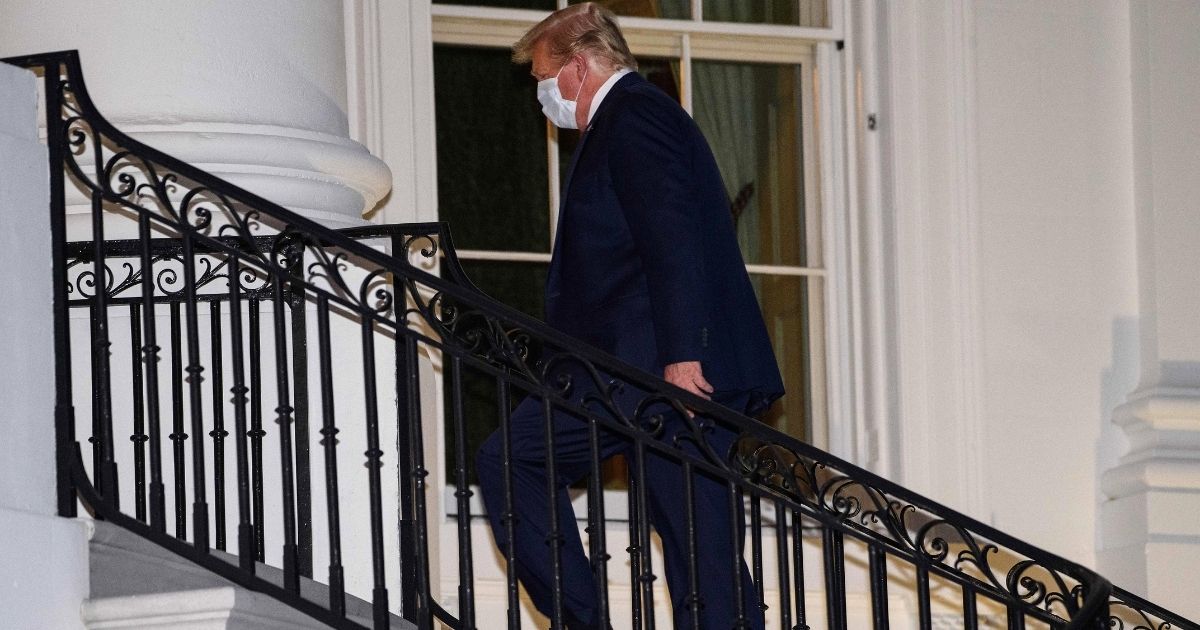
[537, 62, 587, 130]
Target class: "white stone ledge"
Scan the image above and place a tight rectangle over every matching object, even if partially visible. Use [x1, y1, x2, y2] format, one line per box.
[1102, 458, 1200, 498]
[81, 586, 331, 630]
[1115, 389, 1200, 428]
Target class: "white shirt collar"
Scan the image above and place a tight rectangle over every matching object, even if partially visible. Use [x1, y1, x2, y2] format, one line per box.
[587, 68, 633, 127]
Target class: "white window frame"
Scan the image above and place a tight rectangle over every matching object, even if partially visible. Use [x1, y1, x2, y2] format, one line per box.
[431, 0, 847, 442]
[340, 0, 873, 614]
[352, 3, 886, 617]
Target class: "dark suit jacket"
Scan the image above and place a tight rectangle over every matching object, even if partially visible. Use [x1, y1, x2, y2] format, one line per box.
[545, 72, 785, 416]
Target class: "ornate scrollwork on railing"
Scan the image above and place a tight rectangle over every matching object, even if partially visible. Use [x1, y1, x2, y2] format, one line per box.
[734, 436, 1092, 623]
[65, 252, 274, 302]
[1107, 605, 1174, 630]
[1109, 587, 1200, 630]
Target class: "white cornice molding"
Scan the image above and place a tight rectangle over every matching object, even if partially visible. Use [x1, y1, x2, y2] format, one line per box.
[1103, 458, 1200, 499]
[1109, 389, 1200, 467]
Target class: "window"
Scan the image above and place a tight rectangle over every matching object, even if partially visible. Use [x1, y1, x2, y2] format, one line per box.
[432, 0, 839, 484]
[436, 0, 830, 26]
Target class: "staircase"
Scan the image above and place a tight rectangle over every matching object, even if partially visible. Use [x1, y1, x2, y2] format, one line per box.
[2, 50, 1196, 630]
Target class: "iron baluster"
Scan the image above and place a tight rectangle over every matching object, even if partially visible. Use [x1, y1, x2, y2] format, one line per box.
[449, 357, 476, 628]
[963, 582, 978, 630]
[750, 493, 766, 620]
[497, 379, 522, 630]
[627, 467, 643, 630]
[136, 212, 166, 533]
[394, 317, 419, 624]
[917, 563, 932, 630]
[542, 397, 566, 630]
[1008, 603, 1026, 630]
[587, 417, 610, 630]
[792, 511, 808, 629]
[728, 482, 748, 629]
[209, 300, 228, 551]
[402, 334, 433, 630]
[181, 231, 210, 552]
[226, 256, 255, 573]
[358, 313, 389, 629]
[773, 500, 792, 630]
[270, 274, 300, 594]
[89, 153, 118, 509]
[129, 303, 147, 522]
[822, 526, 847, 630]
[248, 297, 266, 561]
[633, 440, 656, 630]
[169, 302, 187, 539]
[682, 461, 701, 630]
[868, 544, 890, 629]
[286, 253, 313, 579]
[315, 296, 345, 618]
[88, 301, 102, 494]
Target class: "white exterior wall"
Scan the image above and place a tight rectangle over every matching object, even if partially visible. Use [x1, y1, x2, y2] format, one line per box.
[885, 0, 1138, 559]
[972, 0, 1137, 565]
[1098, 0, 1200, 615]
[882, 0, 1196, 619]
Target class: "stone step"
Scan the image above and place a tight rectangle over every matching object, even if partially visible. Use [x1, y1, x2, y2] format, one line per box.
[86, 520, 414, 629]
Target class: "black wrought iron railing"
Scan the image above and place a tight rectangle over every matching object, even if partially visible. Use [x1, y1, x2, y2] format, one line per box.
[4, 50, 1197, 630]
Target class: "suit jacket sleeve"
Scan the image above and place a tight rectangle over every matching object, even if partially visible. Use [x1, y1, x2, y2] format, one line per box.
[608, 93, 711, 366]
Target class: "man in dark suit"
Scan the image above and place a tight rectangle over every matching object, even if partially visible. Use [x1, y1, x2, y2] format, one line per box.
[476, 3, 784, 628]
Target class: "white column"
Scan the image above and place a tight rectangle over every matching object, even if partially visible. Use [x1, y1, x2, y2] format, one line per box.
[0, 63, 90, 630]
[1, 0, 403, 617]
[0, 0, 391, 230]
[1100, 0, 1200, 620]
[878, 0, 987, 519]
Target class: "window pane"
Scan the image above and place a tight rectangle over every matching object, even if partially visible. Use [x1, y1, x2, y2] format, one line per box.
[436, 0, 556, 10]
[568, 0, 689, 20]
[444, 260, 549, 484]
[692, 60, 807, 268]
[703, 0, 829, 27]
[434, 45, 551, 252]
[751, 274, 817, 441]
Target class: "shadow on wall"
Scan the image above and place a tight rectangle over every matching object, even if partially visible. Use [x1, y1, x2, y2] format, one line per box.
[1094, 316, 1138, 557]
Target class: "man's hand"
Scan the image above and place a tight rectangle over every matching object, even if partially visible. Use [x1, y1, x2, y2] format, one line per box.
[664, 361, 714, 411]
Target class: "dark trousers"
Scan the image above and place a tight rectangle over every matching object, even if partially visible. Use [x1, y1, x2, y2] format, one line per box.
[476, 389, 765, 630]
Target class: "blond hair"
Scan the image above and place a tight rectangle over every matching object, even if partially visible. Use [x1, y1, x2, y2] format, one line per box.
[512, 3, 638, 72]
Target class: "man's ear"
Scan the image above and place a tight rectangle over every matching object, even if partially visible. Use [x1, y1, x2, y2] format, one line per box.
[571, 54, 590, 80]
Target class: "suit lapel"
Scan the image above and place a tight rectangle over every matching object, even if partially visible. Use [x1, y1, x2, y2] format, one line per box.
[547, 131, 586, 295]
[546, 72, 642, 295]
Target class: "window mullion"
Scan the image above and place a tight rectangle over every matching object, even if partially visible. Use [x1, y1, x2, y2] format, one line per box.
[547, 122, 560, 251]
[680, 34, 693, 115]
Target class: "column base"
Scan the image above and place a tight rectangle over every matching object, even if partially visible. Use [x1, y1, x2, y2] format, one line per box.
[1101, 389, 1200, 620]
[0, 507, 90, 630]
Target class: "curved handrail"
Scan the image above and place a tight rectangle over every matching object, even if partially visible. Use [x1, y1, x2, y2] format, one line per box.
[6, 49, 1194, 630]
